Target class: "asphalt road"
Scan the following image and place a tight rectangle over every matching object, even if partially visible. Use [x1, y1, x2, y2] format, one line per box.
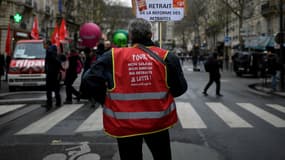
[0, 61, 284, 160]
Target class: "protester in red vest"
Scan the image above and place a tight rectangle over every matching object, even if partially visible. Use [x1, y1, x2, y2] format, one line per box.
[82, 18, 187, 160]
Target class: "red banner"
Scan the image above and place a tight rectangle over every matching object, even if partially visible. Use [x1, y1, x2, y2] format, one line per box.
[31, 16, 39, 40]
[5, 23, 11, 56]
[59, 19, 68, 41]
[51, 24, 60, 47]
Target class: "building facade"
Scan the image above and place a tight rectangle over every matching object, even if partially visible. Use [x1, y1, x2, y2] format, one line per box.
[0, 0, 60, 55]
[202, 0, 284, 49]
[0, 0, 135, 55]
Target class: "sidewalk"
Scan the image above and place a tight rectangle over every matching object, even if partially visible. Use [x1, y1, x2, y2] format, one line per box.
[0, 79, 8, 94]
[248, 83, 285, 98]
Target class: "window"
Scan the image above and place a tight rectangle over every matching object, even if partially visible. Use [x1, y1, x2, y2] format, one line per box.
[13, 43, 46, 59]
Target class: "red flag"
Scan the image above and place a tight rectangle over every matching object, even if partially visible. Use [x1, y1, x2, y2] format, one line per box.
[59, 19, 68, 41]
[31, 16, 39, 40]
[5, 23, 11, 56]
[51, 24, 60, 47]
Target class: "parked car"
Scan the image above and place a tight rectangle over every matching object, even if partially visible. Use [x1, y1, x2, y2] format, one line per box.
[232, 36, 274, 77]
[232, 50, 266, 77]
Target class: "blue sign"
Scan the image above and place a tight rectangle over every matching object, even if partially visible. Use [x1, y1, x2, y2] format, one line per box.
[224, 36, 231, 46]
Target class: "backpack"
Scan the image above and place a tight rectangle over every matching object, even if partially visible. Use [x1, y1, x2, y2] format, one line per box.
[76, 58, 83, 74]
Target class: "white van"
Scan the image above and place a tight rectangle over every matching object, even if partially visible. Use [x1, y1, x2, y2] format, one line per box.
[7, 40, 46, 91]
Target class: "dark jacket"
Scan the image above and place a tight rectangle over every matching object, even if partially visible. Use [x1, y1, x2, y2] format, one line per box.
[0, 54, 5, 76]
[45, 45, 61, 78]
[82, 41, 188, 104]
[65, 52, 81, 85]
[266, 53, 279, 75]
[66, 53, 80, 78]
[207, 55, 221, 78]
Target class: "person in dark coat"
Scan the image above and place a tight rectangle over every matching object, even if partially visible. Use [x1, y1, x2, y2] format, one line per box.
[5, 55, 11, 81]
[42, 40, 62, 111]
[82, 47, 95, 75]
[64, 49, 81, 104]
[96, 41, 105, 58]
[203, 52, 223, 96]
[191, 44, 200, 71]
[264, 48, 280, 91]
[79, 47, 96, 99]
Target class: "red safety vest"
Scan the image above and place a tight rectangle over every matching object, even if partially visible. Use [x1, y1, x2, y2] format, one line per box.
[103, 46, 178, 138]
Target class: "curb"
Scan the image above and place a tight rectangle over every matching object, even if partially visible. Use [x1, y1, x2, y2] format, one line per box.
[248, 83, 285, 98]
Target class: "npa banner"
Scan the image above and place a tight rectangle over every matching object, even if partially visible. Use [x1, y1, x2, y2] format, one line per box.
[132, 0, 185, 21]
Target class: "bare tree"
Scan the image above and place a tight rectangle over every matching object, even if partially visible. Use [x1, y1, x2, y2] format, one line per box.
[219, 0, 246, 44]
[102, 5, 134, 39]
[174, 0, 209, 48]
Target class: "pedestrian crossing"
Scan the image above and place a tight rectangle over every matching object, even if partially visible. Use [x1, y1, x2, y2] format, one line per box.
[0, 104, 26, 116]
[0, 101, 284, 136]
[75, 107, 103, 132]
[16, 104, 83, 135]
[206, 102, 253, 128]
[176, 102, 207, 129]
[237, 103, 285, 128]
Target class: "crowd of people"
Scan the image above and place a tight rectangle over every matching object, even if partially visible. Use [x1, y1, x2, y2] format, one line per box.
[40, 38, 114, 111]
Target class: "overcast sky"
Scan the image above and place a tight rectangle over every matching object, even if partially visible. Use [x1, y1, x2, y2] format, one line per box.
[117, 0, 132, 7]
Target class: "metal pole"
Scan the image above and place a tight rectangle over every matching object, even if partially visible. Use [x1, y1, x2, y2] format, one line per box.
[225, 1, 229, 71]
[280, 0, 284, 90]
[159, 22, 162, 48]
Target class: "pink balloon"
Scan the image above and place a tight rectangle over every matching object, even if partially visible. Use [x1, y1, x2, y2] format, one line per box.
[79, 23, 101, 48]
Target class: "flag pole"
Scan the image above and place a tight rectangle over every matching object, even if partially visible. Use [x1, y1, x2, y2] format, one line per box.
[159, 22, 162, 48]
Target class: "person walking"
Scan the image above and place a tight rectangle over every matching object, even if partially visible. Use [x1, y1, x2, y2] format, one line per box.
[203, 52, 223, 96]
[64, 49, 82, 104]
[264, 47, 280, 92]
[82, 18, 187, 160]
[191, 44, 200, 71]
[42, 40, 62, 111]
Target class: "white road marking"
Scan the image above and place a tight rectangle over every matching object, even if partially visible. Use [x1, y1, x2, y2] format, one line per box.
[176, 102, 207, 128]
[206, 102, 253, 128]
[16, 104, 83, 135]
[75, 107, 103, 132]
[237, 103, 285, 128]
[0, 104, 26, 116]
[266, 104, 285, 114]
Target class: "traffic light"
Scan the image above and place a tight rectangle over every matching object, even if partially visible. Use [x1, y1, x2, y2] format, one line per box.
[13, 13, 22, 23]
